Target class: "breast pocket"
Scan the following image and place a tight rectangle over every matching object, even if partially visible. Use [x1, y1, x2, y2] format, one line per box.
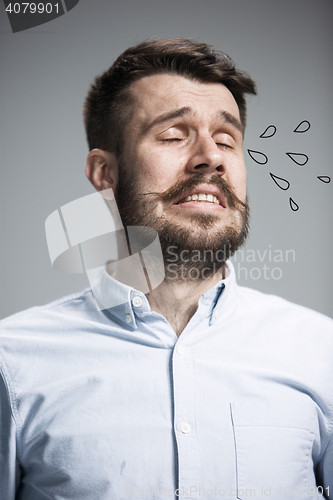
[230, 399, 316, 499]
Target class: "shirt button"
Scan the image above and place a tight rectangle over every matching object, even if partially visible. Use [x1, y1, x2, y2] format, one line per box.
[126, 314, 132, 323]
[132, 296, 143, 308]
[214, 310, 218, 318]
[177, 345, 184, 356]
[180, 422, 191, 434]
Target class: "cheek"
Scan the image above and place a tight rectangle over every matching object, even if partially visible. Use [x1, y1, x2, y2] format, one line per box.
[137, 148, 184, 191]
[229, 165, 247, 201]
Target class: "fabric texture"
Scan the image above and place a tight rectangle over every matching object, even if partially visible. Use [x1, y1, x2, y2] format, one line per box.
[0, 262, 332, 500]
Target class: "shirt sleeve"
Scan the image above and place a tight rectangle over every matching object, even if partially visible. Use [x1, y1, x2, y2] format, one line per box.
[0, 369, 21, 499]
[316, 430, 333, 498]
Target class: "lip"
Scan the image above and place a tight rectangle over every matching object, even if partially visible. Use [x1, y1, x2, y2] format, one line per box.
[172, 184, 227, 209]
[172, 200, 225, 212]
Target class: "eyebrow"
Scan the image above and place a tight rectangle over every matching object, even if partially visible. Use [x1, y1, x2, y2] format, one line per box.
[140, 106, 243, 136]
[140, 107, 192, 136]
[217, 110, 243, 135]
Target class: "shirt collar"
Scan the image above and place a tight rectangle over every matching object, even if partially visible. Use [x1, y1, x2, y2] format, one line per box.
[205, 261, 238, 325]
[90, 260, 238, 328]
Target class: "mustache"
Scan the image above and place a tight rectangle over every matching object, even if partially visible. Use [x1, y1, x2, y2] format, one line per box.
[141, 172, 247, 210]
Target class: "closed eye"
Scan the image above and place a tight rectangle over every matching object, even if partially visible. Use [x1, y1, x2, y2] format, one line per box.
[216, 143, 233, 149]
[161, 138, 183, 143]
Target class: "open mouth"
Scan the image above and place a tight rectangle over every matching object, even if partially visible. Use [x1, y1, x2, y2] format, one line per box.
[177, 193, 220, 205]
[172, 185, 227, 209]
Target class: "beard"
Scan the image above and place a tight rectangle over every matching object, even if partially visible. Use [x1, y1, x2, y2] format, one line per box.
[114, 164, 250, 283]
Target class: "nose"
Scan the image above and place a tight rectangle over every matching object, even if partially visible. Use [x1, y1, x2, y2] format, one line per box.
[186, 135, 225, 174]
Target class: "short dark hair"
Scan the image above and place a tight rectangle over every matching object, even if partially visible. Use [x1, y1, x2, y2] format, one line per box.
[83, 38, 257, 155]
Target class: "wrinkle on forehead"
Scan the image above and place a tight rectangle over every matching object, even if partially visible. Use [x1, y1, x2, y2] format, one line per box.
[140, 107, 243, 138]
[129, 74, 242, 133]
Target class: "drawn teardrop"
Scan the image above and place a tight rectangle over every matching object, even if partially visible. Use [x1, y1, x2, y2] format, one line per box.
[269, 173, 290, 191]
[289, 198, 299, 211]
[317, 176, 331, 183]
[293, 120, 310, 133]
[259, 125, 277, 138]
[286, 152, 308, 166]
[247, 149, 268, 165]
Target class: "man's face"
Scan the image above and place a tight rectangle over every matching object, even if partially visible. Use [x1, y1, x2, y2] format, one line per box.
[114, 73, 249, 280]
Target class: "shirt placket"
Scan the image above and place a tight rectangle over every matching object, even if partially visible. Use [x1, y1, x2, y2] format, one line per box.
[172, 341, 202, 500]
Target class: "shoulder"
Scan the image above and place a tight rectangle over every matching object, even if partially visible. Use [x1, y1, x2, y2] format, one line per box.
[236, 284, 333, 332]
[0, 287, 95, 336]
[0, 287, 103, 391]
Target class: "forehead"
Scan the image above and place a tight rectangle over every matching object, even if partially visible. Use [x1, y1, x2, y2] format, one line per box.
[129, 73, 241, 129]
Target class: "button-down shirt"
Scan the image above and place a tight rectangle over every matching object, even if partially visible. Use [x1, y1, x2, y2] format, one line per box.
[0, 262, 332, 499]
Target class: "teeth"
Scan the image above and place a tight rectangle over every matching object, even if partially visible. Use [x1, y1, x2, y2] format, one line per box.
[180, 193, 220, 204]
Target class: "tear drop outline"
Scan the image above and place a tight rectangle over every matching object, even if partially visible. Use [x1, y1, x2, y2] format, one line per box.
[293, 120, 311, 133]
[247, 149, 268, 165]
[269, 173, 290, 191]
[286, 152, 308, 166]
[289, 198, 299, 211]
[317, 176, 331, 183]
[260, 125, 277, 138]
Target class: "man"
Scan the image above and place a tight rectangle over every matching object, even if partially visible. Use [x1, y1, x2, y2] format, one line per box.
[0, 39, 332, 499]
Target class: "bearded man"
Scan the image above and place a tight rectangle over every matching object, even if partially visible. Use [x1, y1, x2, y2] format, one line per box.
[1, 39, 332, 500]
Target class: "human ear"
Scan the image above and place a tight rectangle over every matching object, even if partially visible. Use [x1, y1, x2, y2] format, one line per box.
[85, 149, 118, 192]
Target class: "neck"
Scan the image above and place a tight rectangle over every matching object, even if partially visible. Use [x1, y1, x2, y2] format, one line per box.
[146, 267, 226, 337]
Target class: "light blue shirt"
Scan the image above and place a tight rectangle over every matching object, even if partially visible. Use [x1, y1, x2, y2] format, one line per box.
[0, 262, 332, 500]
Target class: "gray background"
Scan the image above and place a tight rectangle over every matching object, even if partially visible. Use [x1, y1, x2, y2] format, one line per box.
[0, 0, 332, 319]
